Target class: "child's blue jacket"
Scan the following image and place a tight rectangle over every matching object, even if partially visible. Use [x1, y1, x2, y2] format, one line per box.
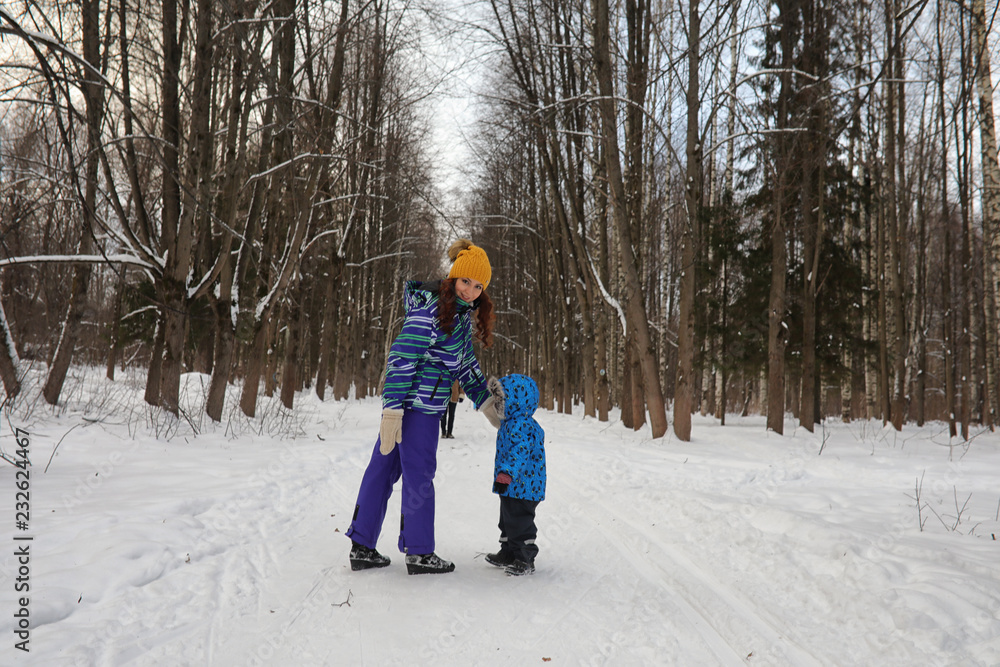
[493, 374, 546, 502]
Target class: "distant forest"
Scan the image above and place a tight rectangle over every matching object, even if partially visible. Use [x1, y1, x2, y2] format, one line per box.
[1, 0, 999, 441]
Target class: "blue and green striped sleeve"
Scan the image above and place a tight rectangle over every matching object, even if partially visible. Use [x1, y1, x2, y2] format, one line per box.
[382, 301, 437, 409]
[457, 345, 490, 408]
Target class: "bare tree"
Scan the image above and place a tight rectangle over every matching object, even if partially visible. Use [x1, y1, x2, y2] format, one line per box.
[971, 0, 1000, 426]
[763, 0, 800, 435]
[673, 0, 702, 442]
[593, 0, 668, 438]
[13, 0, 106, 406]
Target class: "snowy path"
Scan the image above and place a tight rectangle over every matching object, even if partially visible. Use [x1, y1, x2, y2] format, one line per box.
[3, 375, 1000, 665]
[575, 489, 821, 666]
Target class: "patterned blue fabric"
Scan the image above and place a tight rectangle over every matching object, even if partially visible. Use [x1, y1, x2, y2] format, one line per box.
[381, 281, 490, 415]
[493, 374, 546, 502]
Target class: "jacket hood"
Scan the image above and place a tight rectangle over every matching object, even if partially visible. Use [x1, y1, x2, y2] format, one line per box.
[499, 374, 539, 419]
[403, 280, 437, 313]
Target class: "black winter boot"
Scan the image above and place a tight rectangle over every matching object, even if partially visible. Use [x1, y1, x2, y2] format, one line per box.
[350, 541, 391, 571]
[505, 559, 535, 576]
[405, 552, 456, 575]
[485, 548, 516, 568]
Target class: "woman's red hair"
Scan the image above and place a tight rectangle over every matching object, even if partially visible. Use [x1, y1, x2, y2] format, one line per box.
[438, 279, 495, 348]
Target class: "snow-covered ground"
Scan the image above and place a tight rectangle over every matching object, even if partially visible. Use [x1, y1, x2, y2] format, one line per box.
[2, 366, 999, 666]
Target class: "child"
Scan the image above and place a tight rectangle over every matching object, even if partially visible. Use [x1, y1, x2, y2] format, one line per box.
[484, 374, 546, 576]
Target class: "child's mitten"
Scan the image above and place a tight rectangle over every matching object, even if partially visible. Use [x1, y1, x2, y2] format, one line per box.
[493, 472, 512, 494]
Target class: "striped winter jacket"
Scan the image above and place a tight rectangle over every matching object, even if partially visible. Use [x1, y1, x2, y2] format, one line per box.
[493, 374, 546, 502]
[381, 280, 490, 415]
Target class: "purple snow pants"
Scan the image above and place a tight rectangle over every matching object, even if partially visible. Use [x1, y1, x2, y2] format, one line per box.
[346, 409, 440, 555]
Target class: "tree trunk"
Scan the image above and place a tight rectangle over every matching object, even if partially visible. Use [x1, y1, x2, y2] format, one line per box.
[960, 185, 972, 439]
[862, 172, 877, 421]
[799, 0, 829, 432]
[311, 0, 352, 401]
[44, 258, 93, 405]
[914, 146, 929, 426]
[972, 0, 1000, 426]
[204, 10, 255, 422]
[595, 150, 612, 423]
[800, 162, 819, 432]
[237, 0, 308, 416]
[280, 274, 304, 409]
[265, 317, 281, 398]
[674, 210, 698, 439]
[145, 312, 166, 406]
[314, 259, 343, 400]
[106, 272, 125, 381]
[592, 0, 667, 438]
[621, 350, 634, 430]
[43, 0, 103, 405]
[627, 336, 643, 427]
[877, 182, 891, 425]
[206, 205, 238, 422]
[936, 0, 956, 435]
[715, 256, 729, 425]
[883, 0, 904, 429]
[206, 286, 235, 421]
[674, 0, 703, 441]
[240, 320, 269, 417]
[767, 190, 788, 434]
[767, 0, 796, 435]
[959, 111, 973, 440]
[157, 0, 189, 415]
[0, 296, 21, 399]
[332, 296, 352, 401]
[843, 0, 868, 425]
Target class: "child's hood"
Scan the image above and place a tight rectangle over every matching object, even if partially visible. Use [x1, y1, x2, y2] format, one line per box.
[499, 374, 539, 419]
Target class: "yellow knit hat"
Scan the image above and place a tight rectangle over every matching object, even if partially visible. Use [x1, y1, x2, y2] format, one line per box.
[447, 239, 492, 289]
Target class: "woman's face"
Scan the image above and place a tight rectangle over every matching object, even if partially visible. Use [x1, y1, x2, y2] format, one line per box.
[454, 276, 485, 304]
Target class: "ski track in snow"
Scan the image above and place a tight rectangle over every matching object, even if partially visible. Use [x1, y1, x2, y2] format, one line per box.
[551, 434, 821, 666]
[576, 490, 821, 666]
[4, 371, 1000, 666]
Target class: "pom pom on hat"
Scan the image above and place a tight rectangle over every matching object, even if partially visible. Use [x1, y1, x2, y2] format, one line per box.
[447, 239, 492, 289]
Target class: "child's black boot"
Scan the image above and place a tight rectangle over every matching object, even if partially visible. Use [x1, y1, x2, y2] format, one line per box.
[485, 548, 516, 568]
[505, 559, 535, 576]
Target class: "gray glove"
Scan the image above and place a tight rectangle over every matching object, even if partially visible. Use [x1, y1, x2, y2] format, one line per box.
[480, 378, 506, 428]
[379, 408, 404, 454]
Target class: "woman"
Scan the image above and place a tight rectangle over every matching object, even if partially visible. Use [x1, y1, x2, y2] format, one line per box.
[346, 239, 503, 574]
